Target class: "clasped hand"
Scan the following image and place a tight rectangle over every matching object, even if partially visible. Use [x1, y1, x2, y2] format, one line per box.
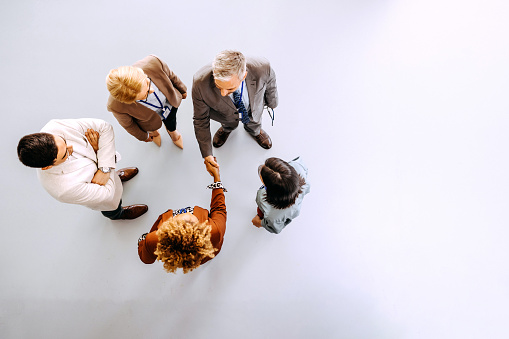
[85, 129, 100, 152]
[91, 169, 110, 186]
[204, 156, 220, 181]
[85, 128, 109, 186]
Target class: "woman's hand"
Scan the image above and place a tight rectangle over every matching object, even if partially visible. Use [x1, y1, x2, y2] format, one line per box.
[205, 157, 220, 181]
[252, 215, 262, 228]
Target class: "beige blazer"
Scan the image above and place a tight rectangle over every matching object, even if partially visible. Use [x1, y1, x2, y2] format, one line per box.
[192, 57, 278, 158]
[107, 55, 188, 141]
[38, 119, 122, 211]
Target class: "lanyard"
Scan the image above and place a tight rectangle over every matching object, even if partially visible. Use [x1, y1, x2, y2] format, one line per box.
[139, 91, 165, 110]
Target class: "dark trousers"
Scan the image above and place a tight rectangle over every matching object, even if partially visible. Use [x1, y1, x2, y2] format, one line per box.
[162, 107, 178, 132]
[222, 114, 261, 136]
[101, 200, 123, 220]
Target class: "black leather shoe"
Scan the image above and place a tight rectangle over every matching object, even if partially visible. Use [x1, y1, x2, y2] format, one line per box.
[119, 204, 148, 219]
[117, 167, 139, 182]
[213, 127, 231, 148]
[253, 129, 272, 149]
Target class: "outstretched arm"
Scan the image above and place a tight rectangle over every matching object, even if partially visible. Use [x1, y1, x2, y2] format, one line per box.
[209, 189, 226, 238]
[205, 163, 226, 235]
[193, 82, 214, 159]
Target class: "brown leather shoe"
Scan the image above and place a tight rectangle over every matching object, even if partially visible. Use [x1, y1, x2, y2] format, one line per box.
[213, 127, 231, 148]
[117, 167, 139, 182]
[253, 129, 272, 149]
[119, 204, 148, 220]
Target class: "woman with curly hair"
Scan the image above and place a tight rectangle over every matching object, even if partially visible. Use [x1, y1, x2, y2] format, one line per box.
[252, 157, 310, 234]
[137, 160, 226, 273]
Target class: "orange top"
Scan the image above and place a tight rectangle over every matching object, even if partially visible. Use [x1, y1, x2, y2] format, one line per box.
[138, 188, 226, 266]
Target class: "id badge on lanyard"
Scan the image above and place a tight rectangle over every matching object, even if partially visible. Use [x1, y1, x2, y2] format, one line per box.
[162, 106, 171, 120]
[140, 90, 169, 120]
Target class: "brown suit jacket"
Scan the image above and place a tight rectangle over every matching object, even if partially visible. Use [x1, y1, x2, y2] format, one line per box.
[138, 188, 227, 266]
[192, 57, 278, 158]
[107, 55, 187, 141]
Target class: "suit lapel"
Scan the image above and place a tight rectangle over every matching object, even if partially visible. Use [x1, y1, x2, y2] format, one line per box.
[246, 71, 257, 111]
[147, 69, 172, 105]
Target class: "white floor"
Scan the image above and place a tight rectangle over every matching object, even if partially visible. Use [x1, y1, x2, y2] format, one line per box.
[1, 0, 509, 338]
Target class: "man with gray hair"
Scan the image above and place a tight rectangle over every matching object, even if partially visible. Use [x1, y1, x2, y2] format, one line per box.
[192, 50, 278, 167]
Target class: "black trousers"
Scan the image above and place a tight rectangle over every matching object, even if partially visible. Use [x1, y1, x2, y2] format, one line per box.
[162, 107, 178, 132]
[101, 200, 123, 220]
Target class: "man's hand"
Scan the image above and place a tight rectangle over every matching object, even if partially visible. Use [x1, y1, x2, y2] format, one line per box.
[182, 92, 187, 99]
[204, 155, 219, 168]
[91, 169, 110, 186]
[252, 215, 262, 228]
[204, 157, 220, 182]
[85, 129, 100, 152]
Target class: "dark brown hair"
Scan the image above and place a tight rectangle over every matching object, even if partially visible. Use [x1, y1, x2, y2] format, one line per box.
[17, 133, 58, 168]
[260, 157, 306, 209]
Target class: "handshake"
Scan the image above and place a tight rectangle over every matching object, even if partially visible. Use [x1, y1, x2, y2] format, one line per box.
[204, 156, 220, 182]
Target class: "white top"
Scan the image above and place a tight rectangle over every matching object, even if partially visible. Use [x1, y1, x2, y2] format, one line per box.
[37, 118, 122, 211]
[137, 81, 174, 120]
[229, 80, 251, 113]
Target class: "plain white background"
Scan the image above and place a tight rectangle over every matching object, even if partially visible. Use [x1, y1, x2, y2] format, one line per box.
[1, 0, 508, 338]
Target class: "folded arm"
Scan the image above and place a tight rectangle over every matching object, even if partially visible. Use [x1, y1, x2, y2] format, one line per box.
[59, 118, 117, 168]
[56, 176, 120, 211]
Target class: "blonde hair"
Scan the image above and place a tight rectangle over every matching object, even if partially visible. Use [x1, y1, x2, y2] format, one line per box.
[106, 66, 146, 104]
[212, 50, 246, 81]
[155, 218, 216, 274]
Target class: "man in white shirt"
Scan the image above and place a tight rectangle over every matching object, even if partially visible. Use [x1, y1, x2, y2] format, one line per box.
[17, 118, 147, 220]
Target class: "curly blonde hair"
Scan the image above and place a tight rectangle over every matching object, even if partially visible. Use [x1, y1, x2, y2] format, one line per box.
[106, 66, 146, 104]
[155, 218, 216, 274]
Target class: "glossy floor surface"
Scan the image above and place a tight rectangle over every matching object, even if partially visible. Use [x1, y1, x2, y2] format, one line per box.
[1, 1, 509, 338]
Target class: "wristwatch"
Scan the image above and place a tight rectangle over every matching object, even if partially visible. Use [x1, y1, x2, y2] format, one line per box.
[99, 167, 111, 174]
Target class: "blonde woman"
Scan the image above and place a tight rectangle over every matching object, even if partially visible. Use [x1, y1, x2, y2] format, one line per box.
[106, 55, 187, 148]
[137, 160, 227, 273]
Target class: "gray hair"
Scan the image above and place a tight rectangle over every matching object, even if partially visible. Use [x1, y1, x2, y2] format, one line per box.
[212, 50, 246, 81]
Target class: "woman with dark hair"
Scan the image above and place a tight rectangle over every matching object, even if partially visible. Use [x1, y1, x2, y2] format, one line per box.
[252, 157, 310, 234]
